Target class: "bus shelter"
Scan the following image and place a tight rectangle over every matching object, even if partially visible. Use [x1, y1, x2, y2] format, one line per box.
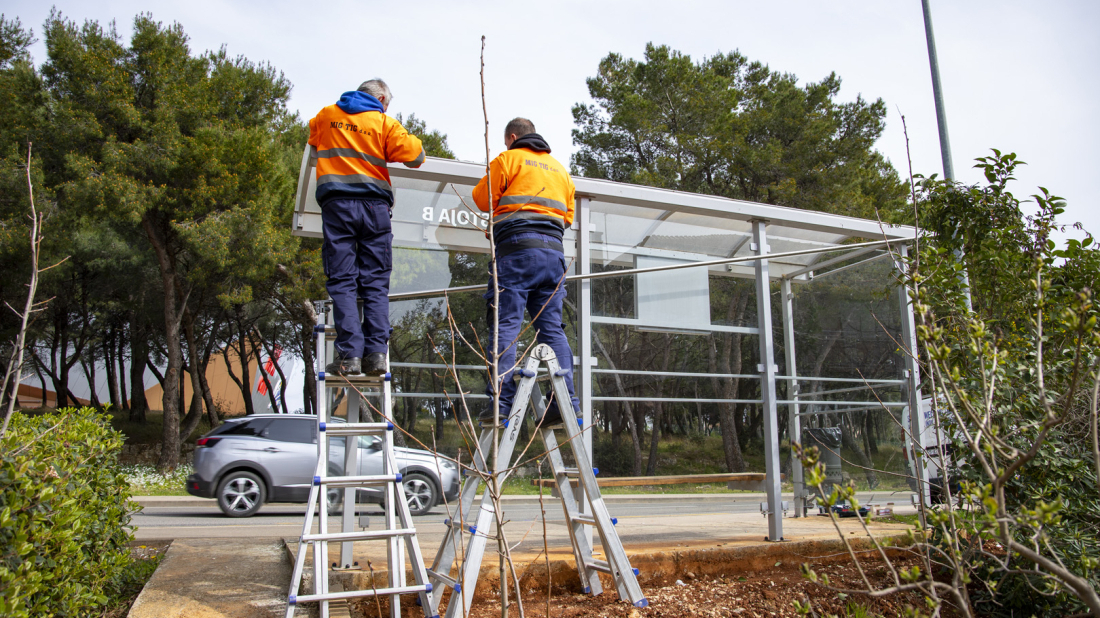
[292, 151, 927, 542]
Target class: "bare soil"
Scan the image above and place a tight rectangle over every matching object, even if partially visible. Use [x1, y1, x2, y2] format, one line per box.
[351, 555, 926, 618]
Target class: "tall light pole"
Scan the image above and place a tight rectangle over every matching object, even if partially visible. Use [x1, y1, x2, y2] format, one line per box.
[921, 0, 972, 312]
[921, 0, 954, 181]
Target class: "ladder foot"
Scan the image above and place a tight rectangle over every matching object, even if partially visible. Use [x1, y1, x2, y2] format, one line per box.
[634, 598, 649, 608]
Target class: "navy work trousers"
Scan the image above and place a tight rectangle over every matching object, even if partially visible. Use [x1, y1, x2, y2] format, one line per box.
[321, 197, 392, 358]
[484, 232, 580, 416]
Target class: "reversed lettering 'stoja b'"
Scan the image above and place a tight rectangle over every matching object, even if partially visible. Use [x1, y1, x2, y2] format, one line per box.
[308, 79, 425, 376]
[473, 117, 579, 424]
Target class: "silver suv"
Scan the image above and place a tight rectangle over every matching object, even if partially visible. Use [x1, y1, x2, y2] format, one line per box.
[185, 414, 460, 517]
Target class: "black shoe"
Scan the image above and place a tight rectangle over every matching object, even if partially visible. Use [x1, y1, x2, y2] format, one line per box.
[362, 352, 387, 376]
[478, 405, 507, 425]
[538, 407, 564, 427]
[326, 356, 361, 376]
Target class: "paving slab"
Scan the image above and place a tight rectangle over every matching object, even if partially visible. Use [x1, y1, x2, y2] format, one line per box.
[128, 537, 305, 618]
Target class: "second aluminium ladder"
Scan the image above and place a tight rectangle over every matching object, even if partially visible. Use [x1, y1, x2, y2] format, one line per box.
[426, 344, 647, 617]
[285, 307, 435, 618]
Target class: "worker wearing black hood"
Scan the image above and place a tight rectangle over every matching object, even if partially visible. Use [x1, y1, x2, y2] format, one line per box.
[473, 117, 579, 425]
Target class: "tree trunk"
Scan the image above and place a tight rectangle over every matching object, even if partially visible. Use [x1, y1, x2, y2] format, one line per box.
[128, 314, 149, 423]
[250, 329, 280, 414]
[118, 323, 129, 412]
[841, 412, 878, 488]
[865, 412, 879, 455]
[179, 308, 207, 440]
[104, 329, 121, 410]
[143, 214, 183, 471]
[233, 309, 256, 416]
[221, 341, 251, 414]
[592, 328, 642, 475]
[79, 357, 101, 408]
[645, 335, 672, 476]
[711, 289, 750, 473]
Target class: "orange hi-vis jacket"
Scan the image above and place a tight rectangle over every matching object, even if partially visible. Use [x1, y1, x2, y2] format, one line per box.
[472, 139, 575, 244]
[308, 92, 424, 206]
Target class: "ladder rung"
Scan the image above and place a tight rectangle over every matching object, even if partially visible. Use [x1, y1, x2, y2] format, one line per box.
[322, 422, 392, 436]
[291, 583, 431, 604]
[426, 569, 457, 588]
[316, 473, 400, 488]
[561, 467, 599, 478]
[586, 558, 612, 574]
[570, 514, 618, 526]
[302, 528, 416, 543]
[323, 373, 388, 388]
[443, 518, 478, 534]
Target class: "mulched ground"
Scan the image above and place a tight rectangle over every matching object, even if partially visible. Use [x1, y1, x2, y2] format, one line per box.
[352, 555, 927, 618]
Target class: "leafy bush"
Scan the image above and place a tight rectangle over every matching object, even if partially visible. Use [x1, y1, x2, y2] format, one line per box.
[0, 407, 136, 617]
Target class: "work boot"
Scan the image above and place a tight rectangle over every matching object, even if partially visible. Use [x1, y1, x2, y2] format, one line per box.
[537, 405, 564, 427]
[326, 355, 361, 376]
[362, 352, 387, 376]
[478, 405, 507, 425]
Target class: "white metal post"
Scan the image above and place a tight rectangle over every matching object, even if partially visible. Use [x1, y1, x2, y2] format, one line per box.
[752, 220, 783, 541]
[896, 244, 930, 510]
[780, 277, 803, 517]
[576, 196, 594, 549]
[340, 389, 359, 567]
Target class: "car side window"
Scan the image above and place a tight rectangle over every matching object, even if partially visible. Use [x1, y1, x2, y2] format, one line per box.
[263, 418, 314, 444]
[214, 418, 271, 437]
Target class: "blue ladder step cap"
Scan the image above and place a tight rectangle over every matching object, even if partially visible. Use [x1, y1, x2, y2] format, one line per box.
[387, 422, 394, 430]
[593, 467, 599, 476]
[633, 568, 639, 575]
[518, 368, 536, 377]
[582, 586, 591, 594]
[318, 371, 326, 381]
[288, 595, 297, 605]
[384, 372, 392, 381]
[612, 517, 618, 525]
[454, 584, 461, 593]
[444, 518, 451, 525]
[469, 525, 476, 534]
[577, 418, 583, 427]
[634, 599, 649, 608]
[554, 369, 569, 377]
[395, 473, 403, 482]
[313, 325, 326, 332]
[319, 422, 327, 431]
[313, 476, 320, 486]
[425, 583, 433, 593]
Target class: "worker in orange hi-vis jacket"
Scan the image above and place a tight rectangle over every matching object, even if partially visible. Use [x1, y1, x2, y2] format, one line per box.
[472, 117, 578, 426]
[308, 79, 424, 376]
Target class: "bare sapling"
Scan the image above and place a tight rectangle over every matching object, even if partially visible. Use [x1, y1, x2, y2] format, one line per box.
[1, 143, 66, 439]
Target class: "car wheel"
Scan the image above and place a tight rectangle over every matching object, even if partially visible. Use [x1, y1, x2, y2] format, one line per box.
[402, 472, 437, 516]
[217, 471, 265, 517]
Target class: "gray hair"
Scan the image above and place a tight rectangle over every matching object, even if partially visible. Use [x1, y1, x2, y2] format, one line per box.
[505, 117, 536, 139]
[358, 79, 392, 107]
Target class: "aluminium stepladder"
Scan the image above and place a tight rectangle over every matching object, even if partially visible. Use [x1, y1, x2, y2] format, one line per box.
[426, 344, 648, 617]
[285, 304, 435, 618]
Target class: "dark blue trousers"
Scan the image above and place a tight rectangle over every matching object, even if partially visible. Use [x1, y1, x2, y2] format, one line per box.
[485, 233, 580, 416]
[321, 197, 392, 358]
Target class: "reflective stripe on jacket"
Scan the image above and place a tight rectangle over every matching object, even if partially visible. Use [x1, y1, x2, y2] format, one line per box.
[472, 148, 575, 238]
[308, 106, 424, 205]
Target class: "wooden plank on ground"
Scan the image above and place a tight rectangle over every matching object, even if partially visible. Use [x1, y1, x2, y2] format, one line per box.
[530, 472, 773, 488]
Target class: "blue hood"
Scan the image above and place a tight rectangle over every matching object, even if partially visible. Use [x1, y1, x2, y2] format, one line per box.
[336, 91, 385, 114]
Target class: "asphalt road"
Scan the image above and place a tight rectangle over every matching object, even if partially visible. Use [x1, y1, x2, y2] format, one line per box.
[130, 491, 916, 540]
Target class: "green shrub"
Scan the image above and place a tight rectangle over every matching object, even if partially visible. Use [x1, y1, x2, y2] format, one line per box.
[0, 407, 136, 617]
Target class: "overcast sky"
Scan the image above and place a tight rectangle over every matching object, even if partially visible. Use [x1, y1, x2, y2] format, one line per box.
[9, 0, 1099, 240]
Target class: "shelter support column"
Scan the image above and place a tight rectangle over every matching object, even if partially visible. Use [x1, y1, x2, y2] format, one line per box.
[780, 277, 803, 517]
[896, 244, 930, 520]
[752, 220, 784, 541]
[576, 196, 594, 548]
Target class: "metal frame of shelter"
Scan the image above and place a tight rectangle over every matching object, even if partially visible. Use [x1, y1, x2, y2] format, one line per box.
[292, 153, 930, 542]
